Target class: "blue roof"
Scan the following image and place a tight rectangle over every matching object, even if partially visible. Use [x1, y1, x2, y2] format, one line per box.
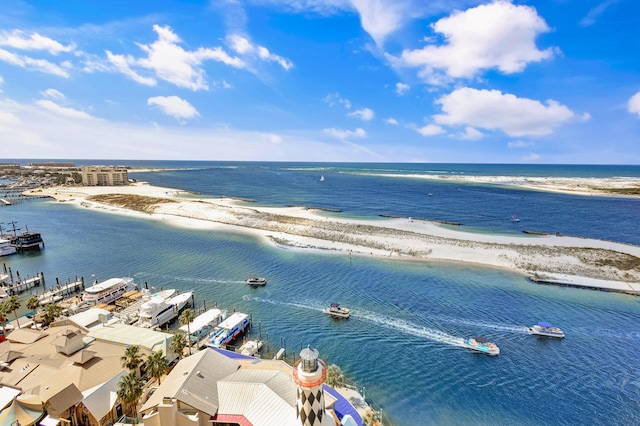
[324, 385, 364, 426]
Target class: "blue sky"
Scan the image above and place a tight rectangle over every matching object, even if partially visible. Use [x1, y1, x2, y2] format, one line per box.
[1, 0, 639, 163]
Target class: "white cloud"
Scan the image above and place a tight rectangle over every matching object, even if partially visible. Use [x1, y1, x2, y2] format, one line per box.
[107, 25, 246, 90]
[323, 92, 351, 109]
[256, 132, 283, 144]
[580, 0, 619, 27]
[507, 140, 533, 148]
[628, 91, 640, 117]
[523, 152, 541, 161]
[147, 96, 199, 120]
[227, 34, 294, 70]
[35, 99, 95, 120]
[350, 0, 415, 45]
[459, 126, 483, 140]
[385, 117, 399, 125]
[395, 82, 410, 95]
[433, 88, 576, 137]
[391, 1, 555, 83]
[414, 124, 445, 136]
[41, 88, 65, 99]
[0, 48, 70, 77]
[0, 30, 75, 54]
[348, 107, 374, 121]
[324, 127, 367, 139]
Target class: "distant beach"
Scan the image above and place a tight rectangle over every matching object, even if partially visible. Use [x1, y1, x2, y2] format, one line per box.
[27, 181, 640, 295]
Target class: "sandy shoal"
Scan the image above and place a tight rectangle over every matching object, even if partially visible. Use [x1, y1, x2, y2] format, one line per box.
[28, 183, 640, 294]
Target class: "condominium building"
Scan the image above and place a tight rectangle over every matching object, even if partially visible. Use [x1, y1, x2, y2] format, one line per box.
[80, 166, 129, 186]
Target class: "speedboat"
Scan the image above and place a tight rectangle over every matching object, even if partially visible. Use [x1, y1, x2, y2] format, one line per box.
[464, 336, 500, 356]
[324, 303, 350, 319]
[239, 339, 263, 356]
[528, 322, 565, 338]
[246, 275, 267, 286]
[0, 239, 16, 257]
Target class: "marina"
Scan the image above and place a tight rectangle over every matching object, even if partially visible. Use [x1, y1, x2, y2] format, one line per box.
[135, 290, 193, 329]
[207, 311, 252, 348]
[181, 308, 227, 348]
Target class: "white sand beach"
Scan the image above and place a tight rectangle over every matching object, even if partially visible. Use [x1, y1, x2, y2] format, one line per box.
[27, 182, 640, 295]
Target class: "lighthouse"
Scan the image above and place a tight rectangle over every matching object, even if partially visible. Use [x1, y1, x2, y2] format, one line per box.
[292, 346, 328, 426]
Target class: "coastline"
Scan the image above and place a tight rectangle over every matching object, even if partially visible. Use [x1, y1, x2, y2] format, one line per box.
[27, 182, 640, 295]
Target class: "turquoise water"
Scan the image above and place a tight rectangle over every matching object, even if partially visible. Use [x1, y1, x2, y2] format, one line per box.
[2, 162, 640, 425]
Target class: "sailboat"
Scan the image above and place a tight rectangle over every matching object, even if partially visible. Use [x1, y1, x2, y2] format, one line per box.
[320, 175, 325, 182]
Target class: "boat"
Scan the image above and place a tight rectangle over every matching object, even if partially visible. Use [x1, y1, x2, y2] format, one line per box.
[135, 290, 193, 329]
[246, 275, 267, 286]
[511, 214, 520, 222]
[320, 175, 325, 182]
[207, 312, 251, 348]
[11, 228, 44, 252]
[464, 336, 500, 356]
[324, 303, 350, 319]
[0, 239, 16, 257]
[81, 277, 137, 306]
[239, 339, 263, 356]
[179, 308, 226, 347]
[528, 322, 565, 338]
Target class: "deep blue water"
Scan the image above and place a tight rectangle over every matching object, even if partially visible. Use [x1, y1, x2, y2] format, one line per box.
[2, 162, 640, 425]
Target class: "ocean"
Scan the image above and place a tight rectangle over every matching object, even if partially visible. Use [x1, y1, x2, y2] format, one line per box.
[2, 162, 640, 425]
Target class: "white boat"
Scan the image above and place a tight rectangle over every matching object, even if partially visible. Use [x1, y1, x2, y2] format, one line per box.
[246, 275, 267, 286]
[0, 239, 16, 257]
[324, 303, 350, 319]
[114, 288, 176, 324]
[179, 308, 226, 346]
[239, 339, 263, 356]
[464, 336, 500, 356]
[320, 175, 325, 182]
[207, 312, 251, 348]
[82, 277, 136, 306]
[511, 214, 520, 222]
[528, 322, 565, 338]
[136, 290, 193, 329]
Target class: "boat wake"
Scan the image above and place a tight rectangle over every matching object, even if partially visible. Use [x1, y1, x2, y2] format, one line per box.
[432, 315, 529, 334]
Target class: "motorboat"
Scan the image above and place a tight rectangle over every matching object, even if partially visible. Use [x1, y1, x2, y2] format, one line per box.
[246, 275, 267, 286]
[239, 339, 263, 356]
[324, 303, 350, 319]
[82, 277, 137, 306]
[511, 214, 520, 222]
[136, 290, 193, 329]
[207, 312, 251, 348]
[0, 239, 16, 257]
[528, 322, 565, 338]
[464, 336, 500, 356]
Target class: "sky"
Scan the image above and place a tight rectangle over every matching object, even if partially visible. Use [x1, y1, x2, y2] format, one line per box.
[1, 0, 639, 163]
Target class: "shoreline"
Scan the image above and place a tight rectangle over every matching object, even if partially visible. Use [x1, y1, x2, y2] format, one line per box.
[26, 183, 640, 295]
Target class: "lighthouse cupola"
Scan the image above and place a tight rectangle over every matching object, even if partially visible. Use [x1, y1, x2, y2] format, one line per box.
[293, 346, 329, 426]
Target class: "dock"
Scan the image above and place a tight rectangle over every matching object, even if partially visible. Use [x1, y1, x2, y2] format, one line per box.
[38, 277, 85, 305]
[180, 308, 226, 349]
[0, 271, 44, 296]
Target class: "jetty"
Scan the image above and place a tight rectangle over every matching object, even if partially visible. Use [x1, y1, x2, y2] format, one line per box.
[0, 270, 44, 297]
[38, 277, 85, 305]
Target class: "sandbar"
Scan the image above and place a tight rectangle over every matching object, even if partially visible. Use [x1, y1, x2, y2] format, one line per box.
[26, 182, 640, 295]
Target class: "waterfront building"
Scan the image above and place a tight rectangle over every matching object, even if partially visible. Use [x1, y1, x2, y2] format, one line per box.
[80, 166, 129, 186]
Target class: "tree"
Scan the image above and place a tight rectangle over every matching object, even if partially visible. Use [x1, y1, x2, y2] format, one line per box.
[3, 295, 21, 329]
[146, 350, 169, 385]
[362, 410, 382, 426]
[117, 371, 144, 418]
[179, 308, 195, 355]
[43, 303, 63, 325]
[121, 345, 144, 374]
[325, 364, 344, 388]
[0, 304, 7, 337]
[26, 295, 40, 313]
[170, 333, 187, 359]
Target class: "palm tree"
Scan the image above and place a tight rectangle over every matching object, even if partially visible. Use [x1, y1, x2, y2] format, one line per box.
[146, 350, 169, 385]
[325, 364, 344, 388]
[0, 304, 7, 337]
[121, 345, 144, 374]
[179, 308, 195, 355]
[170, 333, 187, 359]
[3, 295, 21, 329]
[117, 371, 144, 418]
[43, 303, 63, 325]
[26, 295, 40, 313]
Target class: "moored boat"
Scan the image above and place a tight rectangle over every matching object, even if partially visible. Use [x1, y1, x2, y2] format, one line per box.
[246, 275, 267, 286]
[82, 277, 136, 306]
[239, 339, 263, 356]
[324, 303, 350, 319]
[0, 239, 16, 257]
[136, 290, 193, 329]
[528, 322, 565, 338]
[207, 312, 251, 348]
[464, 336, 500, 356]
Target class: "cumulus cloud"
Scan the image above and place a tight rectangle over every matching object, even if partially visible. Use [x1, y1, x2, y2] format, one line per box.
[0, 48, 70, 77]
[414, 124, 445, 136]
[507, 140, 534, 148]
[348, 107, 374, 121]
[385, 117, 399, 125]
[0, 30, 75, 54]
[390, 1, 555, 84]
[433, 88, 576, 137]
[395, 82, 410, 95]
[41, 88, 65, 99]
[323, 92, 351, 109]
[227, 34, 293, 70]
[459, 126, 483, 140]
[350, 0, 416, 45]
[324, 127, 367, 139]
[147, 96, 199, 120]
[35, 99, 95, 120]
[628, 91, 640, 117]
[107, 25, 246, 90]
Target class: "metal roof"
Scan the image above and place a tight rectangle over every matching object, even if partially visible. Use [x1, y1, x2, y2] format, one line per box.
[6, 328, 48, 344]
[179, 308, 223, 333]
[45, 383, 83, 417]
[81, 370, 126, 421]
[87, 322, 171, 353]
